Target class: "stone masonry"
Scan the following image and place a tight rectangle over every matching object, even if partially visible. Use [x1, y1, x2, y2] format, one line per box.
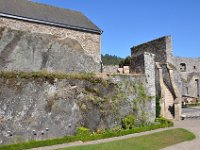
[0, 17, 101, 63]
[131, 36, 182, 120]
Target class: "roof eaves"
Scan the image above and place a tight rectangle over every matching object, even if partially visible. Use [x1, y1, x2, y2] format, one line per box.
[0, 12, 103, 34]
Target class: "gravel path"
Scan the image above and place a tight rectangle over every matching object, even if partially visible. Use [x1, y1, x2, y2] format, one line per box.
[29, 127, 174, 150]
[161, 120, 200, 150]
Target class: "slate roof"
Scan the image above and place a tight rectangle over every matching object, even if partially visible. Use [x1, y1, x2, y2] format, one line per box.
[0, 0, 102, 34]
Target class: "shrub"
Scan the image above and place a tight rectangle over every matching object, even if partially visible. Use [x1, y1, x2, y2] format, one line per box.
[76, 127, 91, 136]
[0, 120, 173, 150]
[96, 129, 106, 134]
[122, 114, 135, 129]
[110, 126, 122, 132]
[155, 117, 174, 127]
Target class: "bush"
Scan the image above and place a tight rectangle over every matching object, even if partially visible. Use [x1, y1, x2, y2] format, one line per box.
[76, 127, 91, 136]
[110, 126, 122, 132]
[122, 114, 135, 129]
[155, 117, 174, 127]
[0, 119, 173, 150]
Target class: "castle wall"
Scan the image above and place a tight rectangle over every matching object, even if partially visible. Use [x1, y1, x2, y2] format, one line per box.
[130, 36, 183, 120]
[130, 52, 156, 121]
[0, 73, 156, 144]
[130, 53, 145, 73]
[103, 65, 119, 74]
[173, 57, 200, 75]
[0, 17, 101, 72]
[172, 57, 200, 98]
[131, 36, 173, 63]
[143, 52, 156, 121]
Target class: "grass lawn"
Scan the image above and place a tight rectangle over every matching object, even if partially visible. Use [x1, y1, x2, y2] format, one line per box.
[59, 128, 195, 150]
[0, 120, 173, 150]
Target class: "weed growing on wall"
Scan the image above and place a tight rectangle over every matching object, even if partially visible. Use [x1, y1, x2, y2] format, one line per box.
[131, 83, 153, 124]
[0, 71, 105, 84]
[122, 114, 135, 129]
[156, 96, 161, 117]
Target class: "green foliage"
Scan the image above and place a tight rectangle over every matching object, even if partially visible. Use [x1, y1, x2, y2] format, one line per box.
[61, 129, 195, 150]
[184, 103, 200, 108]
[155, 117, 174, 127]
[132, 84, 150, 111]
[76, 127, 91, 136]
[82, 82, 126, 117]
[0, 71, 106, 84]
[140, 110, 149, 126]
[132, 84, 152, 120]
[132, 100, 138, 112]
[122, 114, 135, 129]
[137, 84, 149, 104]
[101, 54, 124, 66]
[0, 120, 173, 150]
[156, 96, 161, 117]
[119, 56, 131, 67]
[85, 86, 100, 96]
[110, 126, 122, 132]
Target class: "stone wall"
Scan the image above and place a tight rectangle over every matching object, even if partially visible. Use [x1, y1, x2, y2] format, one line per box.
[143, 52, 156, 121]
[130, 52, 156, 121]
[0, 73, 155, 144]
[173, 57, 200, 76]
[103, 65, 119, 74]
[131, 36, 173, 63]
[172, 57, 200, 98]
[0, 17, 101, 72]
[181, 72, 200, 98]
[130, 53, 145, 73]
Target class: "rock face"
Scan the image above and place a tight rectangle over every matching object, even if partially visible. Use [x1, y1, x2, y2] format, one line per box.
[0, 27, 100, 73]
[0, 74, 155, 144]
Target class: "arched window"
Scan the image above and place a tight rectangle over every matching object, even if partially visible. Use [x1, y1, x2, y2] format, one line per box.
[180, 63, 186, 72]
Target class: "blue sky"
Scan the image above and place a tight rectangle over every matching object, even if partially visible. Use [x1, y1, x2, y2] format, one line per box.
[33, 0, 200, 58]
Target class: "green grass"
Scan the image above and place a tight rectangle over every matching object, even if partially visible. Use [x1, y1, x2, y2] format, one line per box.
[60, 128, 195, 150]
[0, 121, 173, 150]
[0, 71, 108, 85]
[183, 103, 200, 108]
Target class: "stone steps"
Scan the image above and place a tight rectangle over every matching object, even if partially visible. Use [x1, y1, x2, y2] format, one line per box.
[163, 83, 174, 119]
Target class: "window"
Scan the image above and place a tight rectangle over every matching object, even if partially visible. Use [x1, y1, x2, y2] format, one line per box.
[180, 63, 186, 72]
[194, 66, 196, 70]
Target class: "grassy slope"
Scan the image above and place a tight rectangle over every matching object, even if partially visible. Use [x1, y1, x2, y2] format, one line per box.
[60, 128, 195, 150]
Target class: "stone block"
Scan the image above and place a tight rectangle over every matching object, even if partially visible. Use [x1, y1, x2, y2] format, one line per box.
[123, 66, 130, 74]
[117, 68, 123, 74]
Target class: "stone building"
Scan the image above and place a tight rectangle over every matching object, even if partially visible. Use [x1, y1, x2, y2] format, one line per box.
[0, 0, 102, 73]
[131, 35, 200, 120]
[172, 57, 200, 99]
[130, 36, 180, 120]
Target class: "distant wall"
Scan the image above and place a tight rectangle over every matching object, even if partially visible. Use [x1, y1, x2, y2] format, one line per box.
[0, 17, 101, 72]
[172, 57, 200, 98]
[103, 65, 119, 74]
[131, 36, 172, 63]
[173, 57, 200, 74]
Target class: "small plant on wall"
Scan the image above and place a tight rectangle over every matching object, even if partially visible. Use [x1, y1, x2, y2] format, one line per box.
[122, 114, 135, 129]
